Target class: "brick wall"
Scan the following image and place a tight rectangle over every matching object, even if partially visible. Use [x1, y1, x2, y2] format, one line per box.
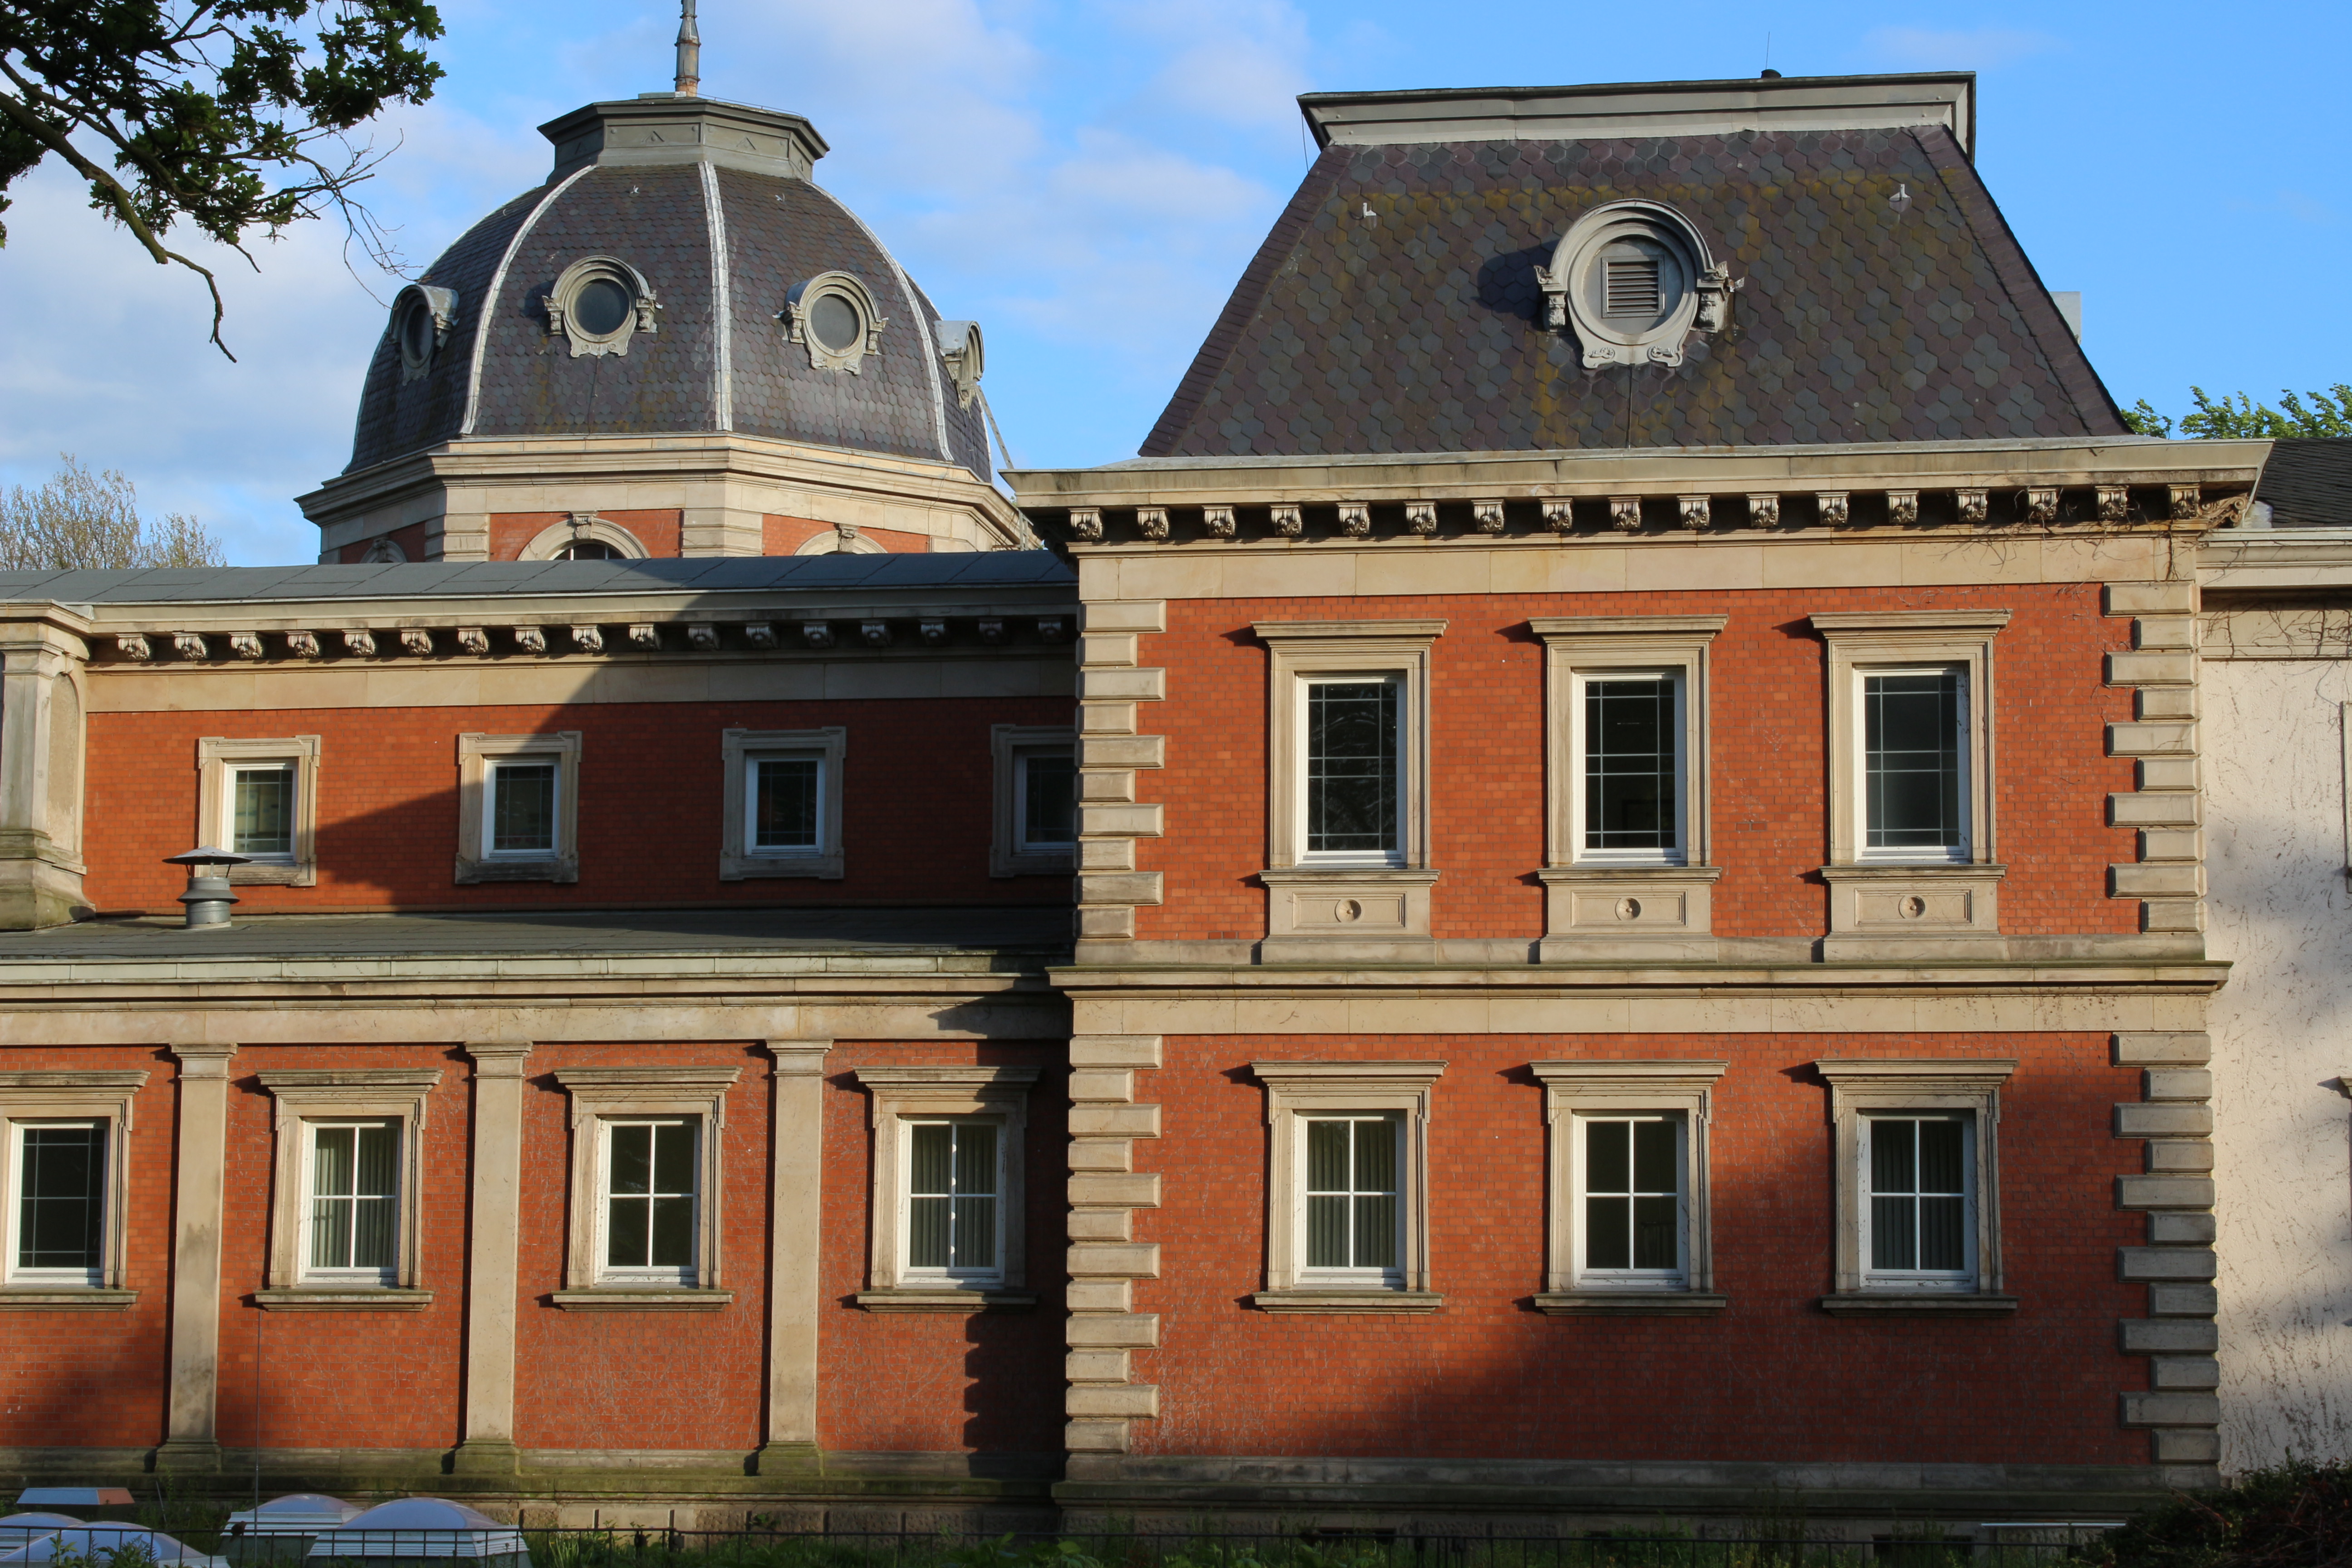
[818, 1042, 1068, 1455]
[84, 697, 1074, 912]
[1131, 1030, 2146, 1463]
[0, 1047, 173, 1449]
[490, 510, 684, 560]
[762, 517, 934, 556]
[216, 1045, 469, 1451]
[1132, 585, 2137, 941]
[338, 522, 430, 564]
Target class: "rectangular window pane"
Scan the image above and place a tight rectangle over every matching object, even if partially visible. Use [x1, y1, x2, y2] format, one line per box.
[607, 1196, 649, 1268]
[1632, 1119, 1677, 1195]
[1019, 753, 1077, 848]
[1305, 680, 1399, 855]
[1633, 1195, 1679, 1270]
[609, 1124, 652, 1196]
[1864, 671, 1963, 849]
[1583, 677, 1676, 851]
[908, 1194, 949, 1269]
[910, 1122, 952, 1197]
[491, 763, 557, 853]
[1871, 1193, 1918, 1271]
[652, 1122, 696, 1197]
[1306, 1194, 1349, 1269]
[1586, 1120, 1630, 1195]
[950, 1194, 997, 1270]
[753, 757, 820, 849]
[1352, 1192, 1397, 1269]
[18, 1125, 105, 1271]
[649, 1195, 695, 1267]
[1585, 1196, 1631, 1269]
[309, 1125, 354, 1269]
[232, 765, 295, 857]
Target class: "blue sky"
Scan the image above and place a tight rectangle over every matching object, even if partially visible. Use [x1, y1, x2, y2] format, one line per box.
[0, 0, 2343, 563]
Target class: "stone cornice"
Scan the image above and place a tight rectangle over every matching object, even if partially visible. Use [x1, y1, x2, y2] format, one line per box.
[1049, 960, 2227, 995]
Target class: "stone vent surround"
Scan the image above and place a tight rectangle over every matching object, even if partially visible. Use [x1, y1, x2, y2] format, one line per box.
[96, 615, 1073, 666]
[2102, 582, 2203, 939]
[1050, 484, 2213, 544]
[2112, 1029, 2219, 1485]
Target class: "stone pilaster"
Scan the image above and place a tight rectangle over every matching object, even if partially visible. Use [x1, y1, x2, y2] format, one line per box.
[1064, 1034, 1162, 1461]
[2113, 1029, 2220, 1485]
[157, 1043, 237, 1471]
[758, 1039, 831, 1470]
[0, 610, 91, 930]
[452, 1041, 531, 1475]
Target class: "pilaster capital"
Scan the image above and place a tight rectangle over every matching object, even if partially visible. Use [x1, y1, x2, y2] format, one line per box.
[764, 1039, 834, 1077]
[169, 1044, 239, 1079]
[0, 607, 93, 669]
[463, 1041, 534, 1078]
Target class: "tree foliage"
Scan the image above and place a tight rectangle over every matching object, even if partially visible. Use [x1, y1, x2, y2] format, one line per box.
[2125, 386, 2352, 440]
[0, 0, 446, 358]
[0, 454, 227, 569]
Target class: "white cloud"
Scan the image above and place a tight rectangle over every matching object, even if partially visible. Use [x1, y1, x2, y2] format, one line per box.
[1860, 26, 2063, 68]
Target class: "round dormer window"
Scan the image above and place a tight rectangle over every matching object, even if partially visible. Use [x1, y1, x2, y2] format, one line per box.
[546, 256, 660, 360]
[782, 271, 888, 374]
[573, 278, 633, 337]
[388, 284, 457, 383]
[1536, 200, 1735, 370]
[809, 294, 862, 353]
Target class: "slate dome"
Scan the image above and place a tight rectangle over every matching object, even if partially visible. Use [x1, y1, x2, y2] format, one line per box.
[346, 94, 993, 484]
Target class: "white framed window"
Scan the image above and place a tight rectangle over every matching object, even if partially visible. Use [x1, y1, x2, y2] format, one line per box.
[721, 727, 845, 880]
[1861, 1113, 1975, 1288]
[455, 732, 580, 883]
[852, 1065, 1036, 1310]
[1251, 1060, 1443, 1313]
[552, 1066, 740, 1308]
[1531, 617, 1725, 957]
[256, 1069, 436, 1308]
[0, 1070, 145, 1307]
[598, 1118, 700, 1285]
[196, 736, 321, 885]
[1859, 666, 1970, 861]
[1532, 1058, 1725, 1313]
[1811, 612, 2008, 868]
[1300, 1113, 1402, 1285]
[990, 725, 1076, 877]
[1817, 1057, 2016, 1314]
[1255, 621, 1445, 951]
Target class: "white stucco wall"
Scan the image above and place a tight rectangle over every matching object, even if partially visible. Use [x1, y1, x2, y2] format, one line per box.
[2207, 657, 2352, 1469]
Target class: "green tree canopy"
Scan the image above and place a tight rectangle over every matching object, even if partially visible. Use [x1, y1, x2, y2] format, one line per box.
[0, 0, 445, 358]
[0, 454, 227, 569]
[2125, 385, 2352, 439]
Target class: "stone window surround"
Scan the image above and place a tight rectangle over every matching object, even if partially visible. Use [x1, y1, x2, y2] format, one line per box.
[551, 1065, 741, 1310]
[254, 1068, 439, 1312]
[851, 1064, 1039, 1312]
[991, 724, 1077, 878]
[518, 514, 650, 562]
[196, 735, 322, 887]
[0, 1069, 146, 1309]
[1250, 1059, 1445, 1314]
[1532, 616, 1726, 960]
[545, 255, 660, 359]
[455, 731, 581, 885]
[1255, 619, 1446, 952]
[1815, 1057, 2017, 1316]
[1811, 610, 2010, 956]
[782, 270, 888, 374]
[1531, 1059, 1728, 1316]
[720, 727, 846, 882]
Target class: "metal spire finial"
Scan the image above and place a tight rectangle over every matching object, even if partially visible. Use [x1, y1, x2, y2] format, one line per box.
[673, 0, 701, 95]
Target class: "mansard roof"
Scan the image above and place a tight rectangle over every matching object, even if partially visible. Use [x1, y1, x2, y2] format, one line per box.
[1141, 74, 2126, 459]
[2253, 438, 2352, 527]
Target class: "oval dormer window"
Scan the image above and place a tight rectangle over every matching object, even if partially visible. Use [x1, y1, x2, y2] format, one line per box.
[546, 256, 661, 360]
[389, 284, 457, 384]
[782, 271, 888, 374]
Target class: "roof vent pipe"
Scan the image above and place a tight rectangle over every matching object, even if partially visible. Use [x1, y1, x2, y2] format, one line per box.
[165, 847, 250, 928]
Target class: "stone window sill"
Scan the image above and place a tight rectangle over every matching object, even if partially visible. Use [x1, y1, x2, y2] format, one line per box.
[1251, 1289, 1444, 1315]
[1535, 1291, 1728, 1317]
[0, 1287, 137, 1311]
[855, 1288, 1037, 1314]
[253, 1287, 433, 1313]
[1818, 1291, 2018, 1318]
[550, 1288, 734, 1312]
